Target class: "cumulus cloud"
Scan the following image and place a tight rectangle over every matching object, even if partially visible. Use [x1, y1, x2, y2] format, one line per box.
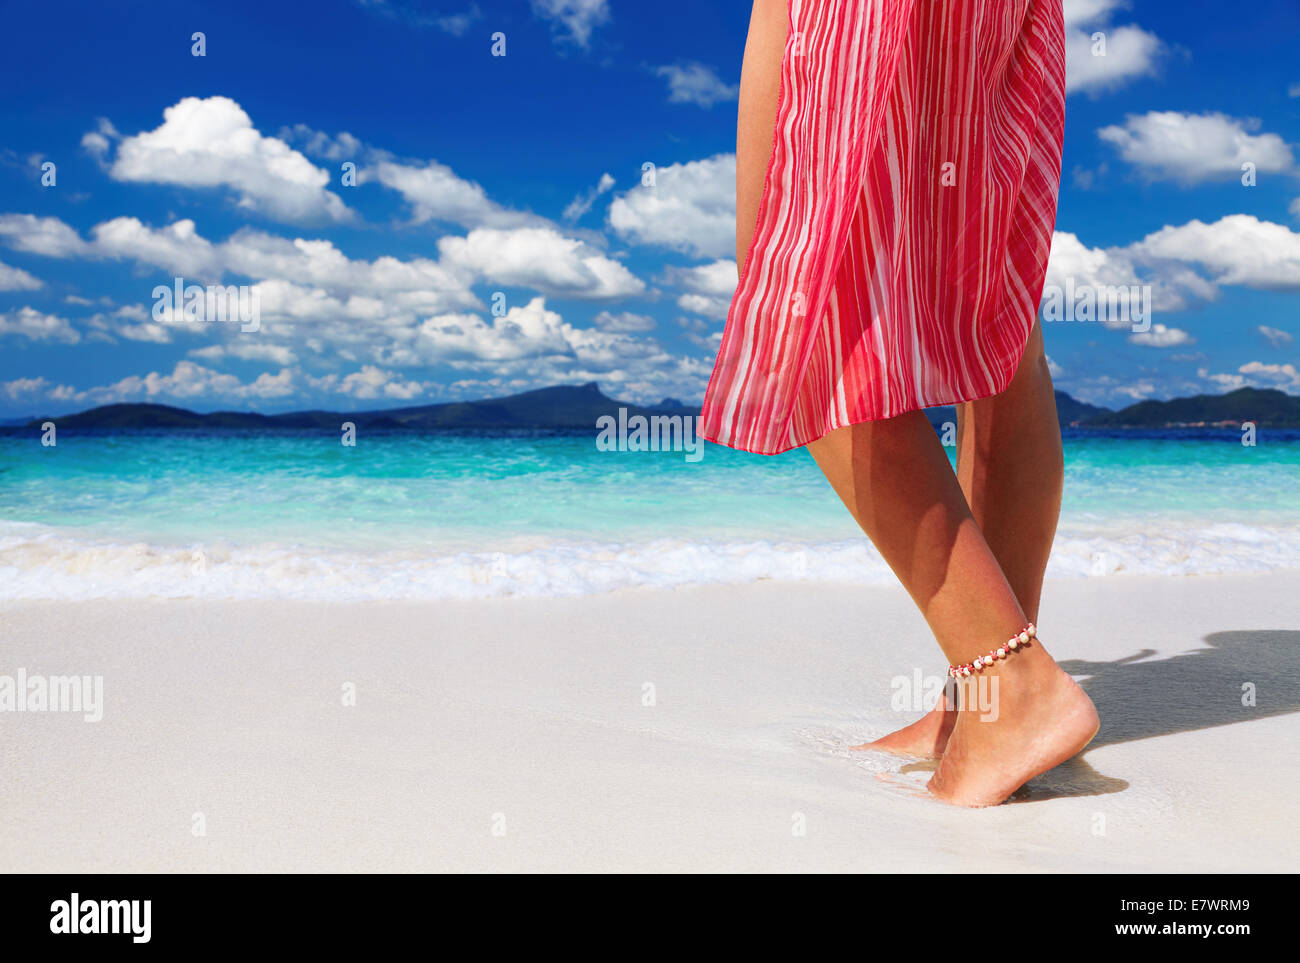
[656, 63, 740, 107]
[327, 364, 426, 400]
[95, 361, 297, 403]
[1098, 112, 1295, 183]
[1128, 323, 1193, 348]
[2, 376, 76, 402]
[0, 213, 663, 390]
[189, 342, 300, 366]
[0, 259, 42, 291]
[437, 226, 644, 299]
[0, 307, 80, 343]
[1130, 215, 1300, 291]
[98, 97, 352, 223]
[664, 259, 738, 319]
[92, 217, 223, 279]
[0, 213, 478, 313]
[1199, 361, 1300, 394]
[1044, 230, 1215, 319]
[371, 157, 543, 228]
[0, 213, 91, 257]
[1063, 0, 1163, 94]
[83, 306, 177, 344]
[608, 154, 735, 259]
[281, 123, 578, 231]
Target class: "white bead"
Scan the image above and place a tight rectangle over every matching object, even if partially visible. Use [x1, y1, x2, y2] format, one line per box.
[983, 654, 994, 666]
[1008, 638, 1019, 650]
[1018, 632, 1030, 644]
[997, 647, 1007, 659]
[1027, 625, 1036, 638]
[962, 667, 971, 676]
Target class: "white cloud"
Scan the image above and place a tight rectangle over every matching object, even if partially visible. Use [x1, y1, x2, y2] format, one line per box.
[415, 298, 574, 364]
[1063, 0, 1162, 94]
[0, 214, 479, 314]
[591, 310, 656, 333]
[2, 376, 76, 402]
[664, 258, 738, 318]
[277, 124, 364, 163]
[0, 307, 80, 343]
[656, 63, 740, 107]
[437, 226, 644, 299]
[0, 214, 91, 257]
[0, 259, 42, 291]
[563, 172, 615, 222]
[80, 118, 119, 159]
[92, 217, 222, 278]
[330, 364, 425, 400]
[608, 154, 735, 258]
[372, 158, 544, 229]
[1044, 230, 1215, 318]
[1128, 323, 1193, 347]
[1131, 215, 1300, 291]
[94, 361, 297, 403]
[1098, 112, 1295, 183]
[101, 97, 352, 224]
[531, 0, 609, 47]
[1199, 362, 1300, 394]
[282, 124, 552, 230]
[1258, 325, 1294, 349]
[189, 342, 299, 366]
[79, 305, 181, 344]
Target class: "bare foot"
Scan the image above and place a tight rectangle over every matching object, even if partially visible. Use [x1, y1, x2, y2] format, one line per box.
[853, 695, 956, 758]
[927, 644, 1099, 807]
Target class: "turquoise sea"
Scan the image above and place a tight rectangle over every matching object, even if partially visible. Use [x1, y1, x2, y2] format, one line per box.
[1, 427, 1297, 599]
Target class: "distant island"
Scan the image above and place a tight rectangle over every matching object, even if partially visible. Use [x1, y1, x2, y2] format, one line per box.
[7, 383, 1300, 431]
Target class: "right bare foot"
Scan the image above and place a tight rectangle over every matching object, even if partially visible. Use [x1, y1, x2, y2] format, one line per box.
[926, 643, 1099, 807]
[853, 696, 956, 758]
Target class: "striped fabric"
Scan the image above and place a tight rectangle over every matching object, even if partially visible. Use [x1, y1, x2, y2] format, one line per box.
[699, 0, 1067, 454]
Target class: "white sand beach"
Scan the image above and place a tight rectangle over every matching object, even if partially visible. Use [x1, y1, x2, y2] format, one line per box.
[2, 570, 1297, 873]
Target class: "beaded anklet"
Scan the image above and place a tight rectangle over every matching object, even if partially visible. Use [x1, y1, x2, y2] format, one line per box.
[948, 623, 1036, 678]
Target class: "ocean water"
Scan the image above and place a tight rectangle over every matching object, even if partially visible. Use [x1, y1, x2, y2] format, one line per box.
[0, 427, 1297, 600]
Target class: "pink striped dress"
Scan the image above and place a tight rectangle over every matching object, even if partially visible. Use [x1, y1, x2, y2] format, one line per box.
[699, 0, 1067, 454]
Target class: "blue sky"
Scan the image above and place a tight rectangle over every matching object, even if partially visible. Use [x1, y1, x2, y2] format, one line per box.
[0, 0, 1297, 415]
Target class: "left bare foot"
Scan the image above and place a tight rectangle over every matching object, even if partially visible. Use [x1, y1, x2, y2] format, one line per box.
[853, 695, 956, 758]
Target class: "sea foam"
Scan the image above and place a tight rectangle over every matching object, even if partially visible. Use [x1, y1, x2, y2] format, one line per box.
[1, 520, 1297, 601]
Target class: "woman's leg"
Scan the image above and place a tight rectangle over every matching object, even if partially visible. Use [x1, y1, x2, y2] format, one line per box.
[735, 0, 788, 279]
[955, 322, 1063, 625]
[860, 323, 1063, 757]
[806, 414, 1096, 805]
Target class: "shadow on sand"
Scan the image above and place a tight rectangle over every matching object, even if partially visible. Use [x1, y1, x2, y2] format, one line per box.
[902, 629, 1300, 803]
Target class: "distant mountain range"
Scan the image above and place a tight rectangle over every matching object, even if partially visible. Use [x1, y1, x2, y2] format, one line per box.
[6, 383, 1299, 431]
[11, 383, 697, 431]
